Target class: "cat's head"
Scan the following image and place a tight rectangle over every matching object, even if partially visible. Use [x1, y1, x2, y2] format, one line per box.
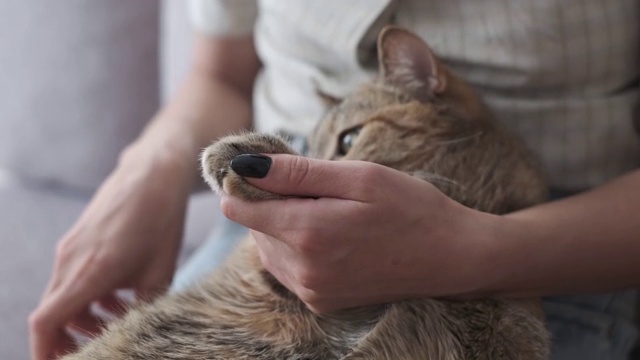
[309, 26, 546, 213]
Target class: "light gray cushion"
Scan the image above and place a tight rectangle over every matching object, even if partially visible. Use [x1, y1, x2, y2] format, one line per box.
[0, 0, 160, 192]
[161, 0, 194, 102]
[0, 186, 86, 360]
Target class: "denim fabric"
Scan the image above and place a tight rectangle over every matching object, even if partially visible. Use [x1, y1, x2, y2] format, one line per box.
[171, 218, 248, 292]
[544, 190, 638, 359]
[544, 292, 638, 360]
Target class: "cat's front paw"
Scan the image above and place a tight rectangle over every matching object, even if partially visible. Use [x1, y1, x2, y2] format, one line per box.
[200, 133, 298, 201]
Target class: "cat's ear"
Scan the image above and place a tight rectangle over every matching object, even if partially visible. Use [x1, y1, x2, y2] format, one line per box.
[378, 26, 447, 98]
[314, 79, 343, 107]
[316, 88, 342, 107]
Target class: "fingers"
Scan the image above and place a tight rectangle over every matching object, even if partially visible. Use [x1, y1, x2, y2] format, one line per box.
[30, 291, 94, 360]
[50, 330, 77, 359]
[134, 266, 174, 304]
[31, 294, 144, 359]
[220, 156, 393, 241]
[134, 287, 168, 304]
[31, 286, 156, 360]
[30, 251, 115, 360]
[31, 291, 133, 359]
[66, 308, 103, 338]
[29, 316, 64, 360]
[94, 292, 133, 320]
[251, 230, 378, 314]
[221, 194, 363, 244]
[241, 154, 389, 201]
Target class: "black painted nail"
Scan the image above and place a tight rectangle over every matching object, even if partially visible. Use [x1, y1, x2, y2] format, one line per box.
[230, 154, 272, 178]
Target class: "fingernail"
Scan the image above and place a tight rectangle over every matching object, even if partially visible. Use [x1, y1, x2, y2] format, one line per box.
[230, 154, 272, 178]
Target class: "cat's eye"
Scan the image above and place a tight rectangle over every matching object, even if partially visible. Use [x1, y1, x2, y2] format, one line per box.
[337, 127, 362, 156]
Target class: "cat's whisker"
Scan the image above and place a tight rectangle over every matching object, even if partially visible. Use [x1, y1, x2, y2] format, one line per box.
[410, 171, 467, 191]
[436, 132, 483, 146]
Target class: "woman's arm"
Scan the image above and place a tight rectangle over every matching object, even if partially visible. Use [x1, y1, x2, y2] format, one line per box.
[130, 34, 261, 179]
[220, 154, 640, 312]
[488, 169, 640, 297]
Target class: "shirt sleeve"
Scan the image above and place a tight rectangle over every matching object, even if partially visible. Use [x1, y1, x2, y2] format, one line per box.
[188, 0, 257, 37]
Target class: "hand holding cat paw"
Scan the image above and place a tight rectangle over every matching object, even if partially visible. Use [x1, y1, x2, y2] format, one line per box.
[200, 133, 298, 201]
[220, 154, 501, 313]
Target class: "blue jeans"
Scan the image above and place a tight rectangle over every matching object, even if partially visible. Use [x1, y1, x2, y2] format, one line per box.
[543, 190, 638, 359]
[544, 292, 638, 359]
[172, 218, 248, 292]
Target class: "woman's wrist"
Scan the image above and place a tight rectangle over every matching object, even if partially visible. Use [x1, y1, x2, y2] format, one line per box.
[470, 212, 533, 297]
[409, 194, 511, 299]
[469, 207, 561, 299]
[117, 133, 199, 196]
[427, 194, 550, 300]
[447, 202, 513, 298]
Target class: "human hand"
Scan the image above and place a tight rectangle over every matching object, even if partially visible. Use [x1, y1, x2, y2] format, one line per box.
[221, 154, 500, 313]
[29, 147, 192, 360]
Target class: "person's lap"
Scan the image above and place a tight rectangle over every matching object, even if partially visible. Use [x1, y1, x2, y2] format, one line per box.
[544, 292, 638, 359]
[173, 217, 638, 360]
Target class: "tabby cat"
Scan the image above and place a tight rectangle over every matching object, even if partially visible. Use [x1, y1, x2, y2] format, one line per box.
[63, 26, 550, 360]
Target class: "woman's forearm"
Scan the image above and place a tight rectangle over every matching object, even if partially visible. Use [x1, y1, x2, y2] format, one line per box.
[120, 35, 260, 190]
[125, 70, 253, 175]
[483, 169, 640, 297]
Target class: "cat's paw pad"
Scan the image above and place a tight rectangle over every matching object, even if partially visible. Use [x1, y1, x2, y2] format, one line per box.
[200, 133, 298, 201]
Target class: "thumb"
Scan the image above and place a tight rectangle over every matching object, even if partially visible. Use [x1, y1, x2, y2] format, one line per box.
[230, 154, 380, 201]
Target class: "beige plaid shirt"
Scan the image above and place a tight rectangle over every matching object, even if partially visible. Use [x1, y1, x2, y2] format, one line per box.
[190, 0, 640, 190]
